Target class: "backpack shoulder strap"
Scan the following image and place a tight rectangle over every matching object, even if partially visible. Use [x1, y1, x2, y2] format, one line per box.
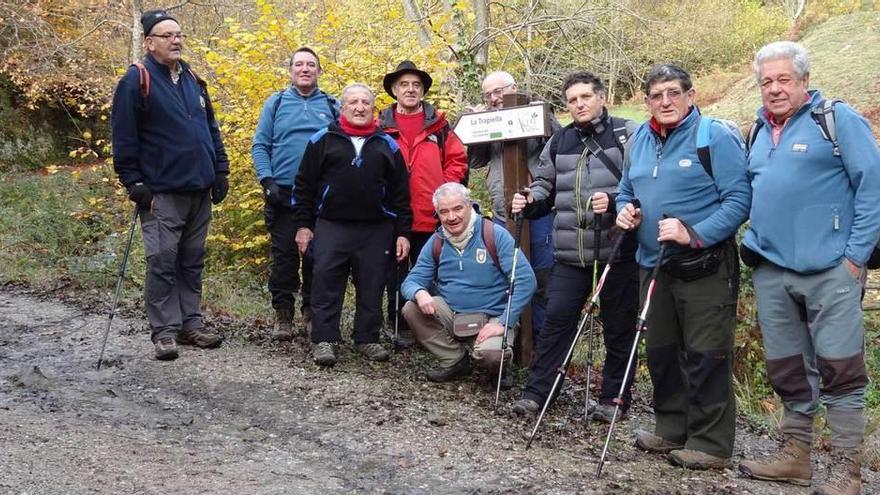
[131, 63, 150, 113]
[435, 124, 448, 166]
[270, 89, 287, 122]
[326, 93, 340, 120]
[746, 119, 763, 155]
[811, 98, 841, 157]
[432, 233, 443, 266]
[481, 218, 500, 269]
[549, 132, 560, 166]
[609, 116, 631, 154]
[695, 114, 714, 179]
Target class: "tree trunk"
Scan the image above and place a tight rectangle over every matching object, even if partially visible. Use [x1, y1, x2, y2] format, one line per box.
[472, 0, 489, 70]
[401, 0, 432, 48]
[130, 0, 143, 63]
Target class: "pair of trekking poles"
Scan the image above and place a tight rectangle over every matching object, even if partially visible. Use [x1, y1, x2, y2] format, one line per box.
[515, 200, 669, 479]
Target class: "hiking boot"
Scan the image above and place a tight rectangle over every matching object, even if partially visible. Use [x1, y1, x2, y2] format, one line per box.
[177, 327, 223, 348]
[511, 398, 540, 418]
[589, 403, 626, 424]
[393, 326, 416, 349]
[738, 436, 812, 486]
[635, 430, 685, 454]
[271, 308, 294, 342]
[154, 337, 179, 361]
[356, 343, 390, 362]
[668, 449, 732, 470]
[426, 354, 471, 382]
[313, 341, 337, 367]
[813, 448, 862, 495]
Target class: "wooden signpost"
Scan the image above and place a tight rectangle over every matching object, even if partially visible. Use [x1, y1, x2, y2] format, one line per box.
[454, 93, 553, 363]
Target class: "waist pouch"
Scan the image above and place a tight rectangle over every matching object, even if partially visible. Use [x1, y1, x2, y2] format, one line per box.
[452, 313, 488, 341]
[663, 241, 728, 282]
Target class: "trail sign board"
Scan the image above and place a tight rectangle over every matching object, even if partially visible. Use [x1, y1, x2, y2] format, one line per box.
[454, 102, 552, 145]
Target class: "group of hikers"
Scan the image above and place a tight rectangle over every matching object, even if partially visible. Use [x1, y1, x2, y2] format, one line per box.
[109, 9, 880, 495]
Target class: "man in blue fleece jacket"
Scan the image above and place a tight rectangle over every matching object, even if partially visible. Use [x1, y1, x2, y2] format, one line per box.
[737, 42, 880, 495]
[111, 10, 229, 361]
[252, 47, 338, 341]
[400, 182, 536, 384]
[615, 64, 750, 470]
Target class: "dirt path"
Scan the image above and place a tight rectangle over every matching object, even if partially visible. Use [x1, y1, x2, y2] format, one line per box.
[0, 288, 874, 494]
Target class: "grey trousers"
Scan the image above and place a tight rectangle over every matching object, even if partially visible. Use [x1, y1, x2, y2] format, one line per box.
[402, 296, 513, 370]
[752, 261, 867, 447]
[139, 190, 211, 342]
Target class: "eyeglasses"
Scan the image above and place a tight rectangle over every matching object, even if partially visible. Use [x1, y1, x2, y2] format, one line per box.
[482, 83, 513, 101]
[647, 88, 685, 104]
[150, 32, 187, 41]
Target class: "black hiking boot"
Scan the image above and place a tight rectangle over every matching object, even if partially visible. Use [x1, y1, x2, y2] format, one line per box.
[154, 337, 179, 361]
[426, 354, 471, 382]
[313, 341, 336, 367]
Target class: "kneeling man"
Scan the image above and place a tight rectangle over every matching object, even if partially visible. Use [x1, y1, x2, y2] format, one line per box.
[401, 182, 536, 383]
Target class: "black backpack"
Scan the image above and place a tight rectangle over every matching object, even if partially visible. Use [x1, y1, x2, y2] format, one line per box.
[745, 99, 880, 269]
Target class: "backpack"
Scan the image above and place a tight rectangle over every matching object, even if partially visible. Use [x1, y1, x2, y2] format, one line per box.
[131, 62, 218, 124]
[549, 116, 631, 180]
[744, 98, 880, 269]
[431, 217, 502, 274]
[270, 88, 340, 123]
[694, 115, 745, 178]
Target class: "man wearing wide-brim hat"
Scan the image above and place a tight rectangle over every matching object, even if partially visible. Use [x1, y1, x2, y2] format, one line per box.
[377, 60, 468, 349]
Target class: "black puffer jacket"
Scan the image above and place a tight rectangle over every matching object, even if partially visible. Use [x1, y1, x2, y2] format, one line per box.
[526, 110, 637, 266]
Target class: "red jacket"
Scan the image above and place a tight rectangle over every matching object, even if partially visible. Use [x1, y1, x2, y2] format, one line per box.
[378, 102, 468, 233]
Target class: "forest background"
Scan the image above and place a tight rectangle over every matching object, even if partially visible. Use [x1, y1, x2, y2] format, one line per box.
[2, 0, 880, 443]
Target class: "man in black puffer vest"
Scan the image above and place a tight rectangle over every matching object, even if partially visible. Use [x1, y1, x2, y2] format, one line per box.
[510, 72, 640, 422]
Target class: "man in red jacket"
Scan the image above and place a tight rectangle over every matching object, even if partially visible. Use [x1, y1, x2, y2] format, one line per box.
[378, 61, 468, 347]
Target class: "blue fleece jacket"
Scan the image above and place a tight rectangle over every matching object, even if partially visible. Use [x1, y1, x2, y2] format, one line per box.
[742, 90, 880, 272]
[111, 55, 228, 191]
[401, 215, 537, 326]
[251, 88, 338, 186]
[616, 107, 751, 267]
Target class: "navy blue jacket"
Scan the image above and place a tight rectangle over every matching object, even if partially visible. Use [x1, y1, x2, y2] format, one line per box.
[111, 54, 229, 192]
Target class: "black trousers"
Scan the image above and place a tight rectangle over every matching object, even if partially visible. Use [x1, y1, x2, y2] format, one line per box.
[385, 231, 432, 324]
[310, 218, 392, 344]
[522, 260, 640, 408]
[265, 196, 313, 312]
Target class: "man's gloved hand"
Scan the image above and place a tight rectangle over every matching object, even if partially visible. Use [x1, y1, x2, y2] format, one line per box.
[260, 178, 285, 206]
[127, 182, 153, 209]
[212, 173, 229, 205]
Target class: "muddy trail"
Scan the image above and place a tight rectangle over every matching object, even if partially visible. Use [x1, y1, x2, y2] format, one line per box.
[0, 287, 876, 494]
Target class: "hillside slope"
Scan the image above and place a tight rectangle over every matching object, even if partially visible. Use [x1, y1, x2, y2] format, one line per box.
[706, 11, 880, 133]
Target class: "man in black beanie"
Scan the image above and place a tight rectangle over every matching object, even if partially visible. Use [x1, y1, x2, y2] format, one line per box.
[110, 9, 230, 360]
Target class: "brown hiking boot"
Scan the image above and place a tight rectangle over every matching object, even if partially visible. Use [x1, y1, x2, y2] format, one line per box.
[589, 403, 627, 424]
[271, 308, 294, 342]
[511, 398, 540, 418]
[668, 449, 732, 470]
[635, 430, 685, 454]
[813, 448, 862, 495]
[154, 337, 179, 361]
[739, 436, 812, 486]
[177, 327, 223, 348]
[355, 343, 390, 362]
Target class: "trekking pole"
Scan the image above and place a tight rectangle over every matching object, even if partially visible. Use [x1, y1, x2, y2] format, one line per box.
[96, 206, 140, 370]
[494, 212, 525, 411]
[393, 258, 401, 344]
[596, 240, 669, 478]
[584, 211, 602, 425]
[525, 223, 630, 449]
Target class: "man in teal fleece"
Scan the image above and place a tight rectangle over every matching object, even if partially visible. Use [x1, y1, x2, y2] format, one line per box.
[738, 41, 880, 495]
[252, 47, 339, 341]
[615, 64, 750, 470]
[401, 182, 536, 384]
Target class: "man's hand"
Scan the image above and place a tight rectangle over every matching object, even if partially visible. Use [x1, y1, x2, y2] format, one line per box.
[295, 228, 313, 255]
[844, 258, 863, 281]
[396, 236, 410, 261]
[591, 192, 609, 214]
[127, 182, 153, 210]
[415, 290, 436, 315]
[475, 321, 504, 344]
[464, 103, 488, 113]
[511, 188, 533, 215]
[616, 202, 642, 231]
[211, 174, 229, 205]
[260, 178, 284, 206]
[658, 218, 691, 245]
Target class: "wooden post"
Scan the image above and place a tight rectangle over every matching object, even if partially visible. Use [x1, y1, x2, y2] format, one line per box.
[500, 92, 533, 364]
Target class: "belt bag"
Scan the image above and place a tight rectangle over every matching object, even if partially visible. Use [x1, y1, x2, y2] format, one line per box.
[452, 313, 488, 340]
[663, 242, 727, 282]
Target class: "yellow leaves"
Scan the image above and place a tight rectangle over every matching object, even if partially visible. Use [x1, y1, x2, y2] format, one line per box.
[47, 165, 61, 174]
